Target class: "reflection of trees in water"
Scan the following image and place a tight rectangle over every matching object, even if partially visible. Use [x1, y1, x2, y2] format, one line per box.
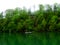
[0, 32, 60, 45]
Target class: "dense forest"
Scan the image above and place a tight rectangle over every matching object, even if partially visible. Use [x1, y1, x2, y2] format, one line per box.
[0, 3, 60, 32]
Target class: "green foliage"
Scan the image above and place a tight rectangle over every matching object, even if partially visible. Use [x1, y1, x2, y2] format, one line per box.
[0, 3, 60, 32]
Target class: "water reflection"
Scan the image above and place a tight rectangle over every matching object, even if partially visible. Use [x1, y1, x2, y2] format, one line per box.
[0, 32, 60, 45]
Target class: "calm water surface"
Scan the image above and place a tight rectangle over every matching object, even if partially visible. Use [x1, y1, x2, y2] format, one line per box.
[0, 32, 60, 45]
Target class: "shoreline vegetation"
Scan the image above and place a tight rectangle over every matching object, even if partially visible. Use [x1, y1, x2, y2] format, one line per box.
[0, 3, 60, 33]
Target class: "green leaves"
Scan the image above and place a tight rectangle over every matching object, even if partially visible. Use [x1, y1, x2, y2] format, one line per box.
[0, 3, 60, 32]
[7, 22, 16, 31]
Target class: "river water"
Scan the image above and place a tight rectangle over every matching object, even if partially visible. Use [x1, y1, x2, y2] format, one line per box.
[0, 32, 60, 45]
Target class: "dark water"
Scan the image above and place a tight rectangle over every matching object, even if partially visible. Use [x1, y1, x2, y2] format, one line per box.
[0, 32, 60, 45]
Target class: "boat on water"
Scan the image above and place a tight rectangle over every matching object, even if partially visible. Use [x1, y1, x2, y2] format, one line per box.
[25, 32, 32, 34]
